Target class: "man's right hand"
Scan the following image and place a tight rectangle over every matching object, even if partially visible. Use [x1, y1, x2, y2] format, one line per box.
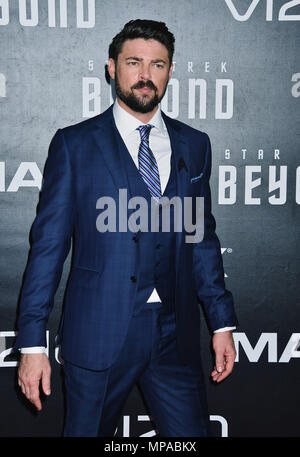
[18, 353, 51, 411]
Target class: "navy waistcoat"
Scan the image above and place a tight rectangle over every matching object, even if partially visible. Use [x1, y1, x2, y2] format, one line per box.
[113, 124, 178, 315]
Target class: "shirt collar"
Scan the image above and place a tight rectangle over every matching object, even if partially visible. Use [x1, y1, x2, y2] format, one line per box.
[113, 98, 166, 138]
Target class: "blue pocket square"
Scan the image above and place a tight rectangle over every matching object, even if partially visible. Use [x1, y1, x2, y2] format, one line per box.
[190, 173, 203, 183]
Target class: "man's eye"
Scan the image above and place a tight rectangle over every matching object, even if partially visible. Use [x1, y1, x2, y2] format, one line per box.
[128, 61, 138, 66]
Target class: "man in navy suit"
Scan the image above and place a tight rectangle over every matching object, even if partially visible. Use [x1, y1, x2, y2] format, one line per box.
[15, 19, 238, 436]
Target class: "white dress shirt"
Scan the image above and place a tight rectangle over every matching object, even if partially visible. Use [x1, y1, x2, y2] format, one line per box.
[21, 100, 234, 354]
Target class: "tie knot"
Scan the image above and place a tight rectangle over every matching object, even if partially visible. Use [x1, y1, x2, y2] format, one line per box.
[137, 124, 153, 141]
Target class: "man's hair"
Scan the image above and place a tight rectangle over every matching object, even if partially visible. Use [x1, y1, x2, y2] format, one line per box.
[108, 19, 175, 67]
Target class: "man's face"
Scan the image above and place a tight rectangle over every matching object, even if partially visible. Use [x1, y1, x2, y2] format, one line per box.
[108, 38, 173, 113]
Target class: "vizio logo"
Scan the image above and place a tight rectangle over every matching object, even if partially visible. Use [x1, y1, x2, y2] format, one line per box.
[224, 0, 300, 21]
[116, 414, 228, 437]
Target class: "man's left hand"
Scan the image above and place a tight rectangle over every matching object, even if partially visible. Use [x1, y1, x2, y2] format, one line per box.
[211, 331, 236, 383]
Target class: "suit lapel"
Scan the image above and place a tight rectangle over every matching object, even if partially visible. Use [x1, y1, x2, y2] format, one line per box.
[161, 112, 192, 283]
[161, 111, 191, 202]
[91, 106, 139, 232]
[91, 105, 133, 201]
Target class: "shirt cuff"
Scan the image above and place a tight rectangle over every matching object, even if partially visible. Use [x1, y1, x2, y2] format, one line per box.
[213, 326, 236, 333]
[20, 346, 46, 354]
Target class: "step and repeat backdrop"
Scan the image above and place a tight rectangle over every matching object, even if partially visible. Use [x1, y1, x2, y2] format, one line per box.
[0, 0, 299, 437]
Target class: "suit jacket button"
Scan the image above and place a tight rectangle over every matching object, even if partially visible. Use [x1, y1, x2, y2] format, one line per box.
[132, 236, 138, 243]
[130, 275, 136, 282]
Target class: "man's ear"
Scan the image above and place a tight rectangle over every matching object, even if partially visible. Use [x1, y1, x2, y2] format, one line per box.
[108, 58, 116, 80]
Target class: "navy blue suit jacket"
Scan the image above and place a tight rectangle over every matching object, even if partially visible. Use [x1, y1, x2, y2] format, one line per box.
[14, 105, 238, 370]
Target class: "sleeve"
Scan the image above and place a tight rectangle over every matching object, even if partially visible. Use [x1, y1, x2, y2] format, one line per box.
[214, 327, 236, 333]
[20, 347, 46, 354]
[193, 133, 239, 332]
[13, 129, 75, 351]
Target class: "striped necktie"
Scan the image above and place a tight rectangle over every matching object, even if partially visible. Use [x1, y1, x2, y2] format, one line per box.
[136, 124, 162, 202]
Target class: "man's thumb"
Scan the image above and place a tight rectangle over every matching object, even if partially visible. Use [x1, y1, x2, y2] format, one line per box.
[215, 352, 225, 373]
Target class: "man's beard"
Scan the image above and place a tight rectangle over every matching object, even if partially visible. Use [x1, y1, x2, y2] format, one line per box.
[114, 71, 169, 114]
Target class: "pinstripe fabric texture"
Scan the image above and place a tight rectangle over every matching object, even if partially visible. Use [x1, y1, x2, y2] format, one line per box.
[137, 124, 162, 201]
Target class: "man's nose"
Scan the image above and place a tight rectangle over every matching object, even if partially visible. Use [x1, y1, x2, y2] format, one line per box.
[139, 64, 151, 80]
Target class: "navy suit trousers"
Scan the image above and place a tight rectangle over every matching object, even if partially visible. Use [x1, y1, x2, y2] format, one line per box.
[63, 306, 210, 437]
